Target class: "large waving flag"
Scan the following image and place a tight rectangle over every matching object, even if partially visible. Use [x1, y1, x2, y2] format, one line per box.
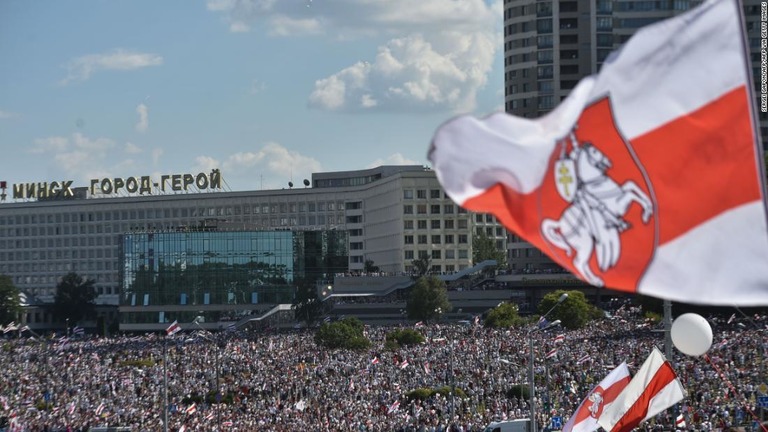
[428, 0, 768, 305]
[563, 362, 631, 432]
[597, 348, 685, 432]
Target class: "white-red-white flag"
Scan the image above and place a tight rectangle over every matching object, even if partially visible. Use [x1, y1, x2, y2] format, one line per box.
[546, 348, 558, 359]
[428, 0, 768, 305]
[597, 348, 685, 432]
[423, 362, 431, 375]
[676, 413, 686, 428]
[399, 360, 409, 369]
[554, 334, 565, 344]
[185, 403, 197, 415]
[562, 362, 631, 432]
[387, 400, 400, 414]
[166, 320, 181, 336]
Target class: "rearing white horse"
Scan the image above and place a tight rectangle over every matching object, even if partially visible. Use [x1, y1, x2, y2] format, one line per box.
[541, 137, 653, 286]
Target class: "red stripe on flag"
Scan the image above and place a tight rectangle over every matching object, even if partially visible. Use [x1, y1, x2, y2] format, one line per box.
[631, 86, 761, 245]
[609, 362, 678, 432]
[573, 375, 632, 424]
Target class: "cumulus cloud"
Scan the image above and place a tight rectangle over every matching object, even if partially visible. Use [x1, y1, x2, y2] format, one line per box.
[366, 153, 422, 168]
[60, 49, 163, 85]
[135, 104, 149, 132]
[193, 142, 322, 190]
[206, 0, 501, 113]
[29, 132, 124, 182]
[125, 142, 143, 154]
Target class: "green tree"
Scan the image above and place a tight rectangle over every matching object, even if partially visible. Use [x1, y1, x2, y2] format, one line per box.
[411, 256, 432, 279]
[386, 328, 425, 348]
[472, 231, 507, 274]
[292, 279, 326, 327]
[364, 259, 379, 273]
[0, 275, 21, 325]
[537, 289, 600, 329]
[484, 302, 523, 328]
[314, 317, 371, 350]
[406, 276, 452, 321]
[52, 272, 97, 325]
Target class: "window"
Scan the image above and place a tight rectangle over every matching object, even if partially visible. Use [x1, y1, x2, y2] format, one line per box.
[459, 234, 468, 244]
[405, 250, 414, 259]
[431, 235, 441, 244]
[458, 249, 468, 259]
[537, 35, 553, 48]
[446, 250, 455, 259]
[417, 204, 427, 214]
[431, 220, 441, 229]
[430, 205, 441, 214]
[417, 189, 427, 199]
[537, 50, 553, 64]
[430, 189, 441, 199]
[458, 219, 468, 229]
[404, 190, 413, 199]
[404, 220, 414, 229]
[445, 220, 454, 229]
[443, 204, 454, 214]
[431, 250, 442, 259]
[536, 19, 553, 33]
[418, 220, 428, 229]
[404, 205, 414, 214]
[418, 235, 428, 244]
[445, 234, 454, 244]
[405, 235, 414, 244]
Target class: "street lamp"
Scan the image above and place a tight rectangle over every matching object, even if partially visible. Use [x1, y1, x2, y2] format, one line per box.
[528, 292, 568, 432]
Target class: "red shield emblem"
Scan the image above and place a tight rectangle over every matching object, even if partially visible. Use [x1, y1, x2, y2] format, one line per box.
[536, 97, 657, 292]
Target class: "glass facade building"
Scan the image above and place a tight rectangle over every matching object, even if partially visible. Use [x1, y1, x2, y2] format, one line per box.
[119, 229, 348, 329]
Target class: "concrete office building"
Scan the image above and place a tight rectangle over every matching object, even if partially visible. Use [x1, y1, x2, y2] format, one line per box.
[0, 165, 508, 329]
[502, 0, 767, 270]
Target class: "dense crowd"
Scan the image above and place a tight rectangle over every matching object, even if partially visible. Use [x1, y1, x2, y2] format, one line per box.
[0, 306, 765, 432]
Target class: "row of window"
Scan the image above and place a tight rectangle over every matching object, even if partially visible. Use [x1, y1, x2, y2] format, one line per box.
[404, 249, 470, 260]
[404, 264, 468, 274]
[403, 204, 465, 215]
[403, 189, 445, 199]
[1, 235, 114, 248]
[1, 248, 114, 261]
[405, 234, 469, 245]
[0, 200, 353, 226]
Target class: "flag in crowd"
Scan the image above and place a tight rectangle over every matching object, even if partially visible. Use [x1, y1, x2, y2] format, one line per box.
[387, 400, 400, 415]
[423, 362, 431, 375]
[95, 403, 105, 416]
[185, 403, 197, 415]
[597, 348, 685, 432]
[546, 348, 558, 359]
[554, 334, 565, 343]
[73, 326, 84, 336]
[371, 356, 380, 365]
[577, 354, 591, 365]
[562, 362, 631, 432]
[166, 320, 181, 336]
[727, 313, 736, 324]
[399, 360, 409, 369]
[428, 0, 768, 306]
[676, 414, 686, 428]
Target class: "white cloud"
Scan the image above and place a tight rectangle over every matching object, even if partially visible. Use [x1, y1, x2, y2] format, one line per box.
[125, 142, 143, 154]
[249, 80, 267, 94]
[367, 153, 421, 168]
[206, 0, 501, 113]
[194, 142, 322, 190]
[31, 136, 69, 154]
[60, 49, 163, 85]
[0, 110, 17, 119]
[135, 103, 149, 132]
[309, 31, 498, 113]
[152, 148, 164, 165]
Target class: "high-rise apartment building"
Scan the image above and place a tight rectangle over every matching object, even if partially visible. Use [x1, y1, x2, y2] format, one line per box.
[502, 0, 766, 271]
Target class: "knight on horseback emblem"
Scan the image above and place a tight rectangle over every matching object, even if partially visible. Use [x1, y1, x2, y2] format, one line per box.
[541, 131, 654, 287]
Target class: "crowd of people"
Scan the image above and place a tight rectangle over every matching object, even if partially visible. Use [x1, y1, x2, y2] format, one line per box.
[0, 305, 765, 432]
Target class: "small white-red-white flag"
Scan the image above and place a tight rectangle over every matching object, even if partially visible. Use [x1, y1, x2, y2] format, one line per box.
[423, 362, 431, 375]
[178, 426, 186, 432]
[399, 360, 409, 369]
[387, 400, 400, 414]
[577, 354, 591, 365]
[546, 348, 558, 359]
[185, 403, 197, 415]
[676, 413, 686, 428]
[562, 362, 631, 432]
[371, 356, 380, 365]
[166, 320, 181, 336]
[554, 334, 565, 343]
[597, 348, 685, 432]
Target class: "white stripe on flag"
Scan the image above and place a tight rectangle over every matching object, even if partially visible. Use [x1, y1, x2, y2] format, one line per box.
[597, 348, 685, 432]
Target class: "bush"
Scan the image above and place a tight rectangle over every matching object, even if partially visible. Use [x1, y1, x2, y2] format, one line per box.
[314, 317, 371, 350]
[434, 385, 467, 398]
[118, 358, 157, 368]
[386, 329, 425, 348]
[405, 388, 434, 401]
[485, 303, 524, 328]
[506, 384, 530, 400]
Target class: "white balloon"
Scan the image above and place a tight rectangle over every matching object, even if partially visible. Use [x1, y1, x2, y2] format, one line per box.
[671, 313, 713, 356]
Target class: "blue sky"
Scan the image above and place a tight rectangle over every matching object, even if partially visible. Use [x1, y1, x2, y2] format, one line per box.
[0, 0, 504, 192]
